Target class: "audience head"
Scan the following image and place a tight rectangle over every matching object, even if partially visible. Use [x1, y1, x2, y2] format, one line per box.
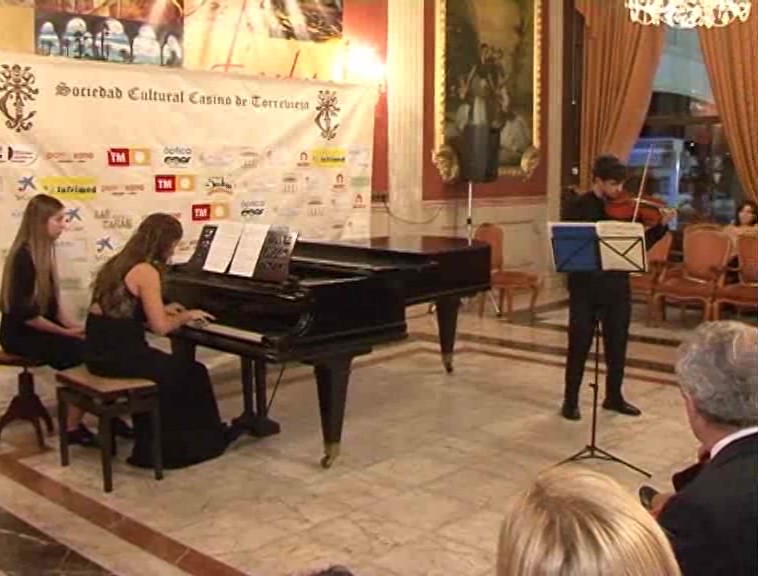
[592, 155, 626, 200]
[497, 467, 681, 576]
[308, 567, 354, 576]
[92, 213, 182, 299]
[1, 193, 64, 314]
[734, 200, 758, 227]
[675, 321, 757, 442]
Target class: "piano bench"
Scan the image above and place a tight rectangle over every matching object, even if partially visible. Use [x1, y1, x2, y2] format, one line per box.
[55, 367, 163, 493]
[0, 351, 51, 449]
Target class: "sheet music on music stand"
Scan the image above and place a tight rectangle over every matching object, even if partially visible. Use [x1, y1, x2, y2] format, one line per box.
[185, 223, 298, 282]
[548, 221, 647, 273]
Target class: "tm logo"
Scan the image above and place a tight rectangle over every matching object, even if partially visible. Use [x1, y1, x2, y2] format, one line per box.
[96, 237, 114, 253]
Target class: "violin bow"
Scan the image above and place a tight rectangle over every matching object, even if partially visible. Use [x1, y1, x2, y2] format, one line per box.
[633, 144, 655, 223]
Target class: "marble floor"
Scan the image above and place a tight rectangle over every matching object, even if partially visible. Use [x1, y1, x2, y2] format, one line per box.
[0, 293, 748, 575]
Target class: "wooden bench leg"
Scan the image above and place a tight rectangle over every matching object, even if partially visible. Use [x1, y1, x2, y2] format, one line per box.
[57, 388, 70, 467]
[98, 415, 113, 493]
[150, 401, 163, 481]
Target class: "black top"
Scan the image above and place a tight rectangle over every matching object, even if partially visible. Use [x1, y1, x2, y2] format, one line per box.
[658, 434, 758, 576]
[0, 245, 58, 347]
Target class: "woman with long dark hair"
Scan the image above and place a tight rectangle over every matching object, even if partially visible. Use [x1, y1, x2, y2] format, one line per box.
[1, 194, 99, 445]
[85, 213, 228, 469]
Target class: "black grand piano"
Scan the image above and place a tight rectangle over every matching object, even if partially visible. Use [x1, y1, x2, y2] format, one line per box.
[165, 235, 490, 467]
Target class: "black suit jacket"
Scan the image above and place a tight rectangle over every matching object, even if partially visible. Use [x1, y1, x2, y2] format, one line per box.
[658, 433, 758, 576]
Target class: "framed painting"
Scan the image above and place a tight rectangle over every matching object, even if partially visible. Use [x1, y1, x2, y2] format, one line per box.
[433, 0, 542, 180]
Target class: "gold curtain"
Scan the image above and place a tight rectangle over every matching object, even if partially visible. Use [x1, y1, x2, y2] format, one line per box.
[576, 0, 665, 190]
[699, 19, 758, 201]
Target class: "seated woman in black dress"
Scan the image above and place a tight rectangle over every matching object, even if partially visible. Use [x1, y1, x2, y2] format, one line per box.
[85, 213, 229, 469]
[0, 194, 98, 446]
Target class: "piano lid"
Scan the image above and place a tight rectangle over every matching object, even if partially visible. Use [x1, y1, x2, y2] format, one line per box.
[295, 235, 489, 257]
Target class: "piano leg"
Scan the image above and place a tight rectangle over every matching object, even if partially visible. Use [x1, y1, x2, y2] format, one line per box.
[315, 356, 353, 469]
[232, 358, 281, 438]
[435, 296, 460, 374]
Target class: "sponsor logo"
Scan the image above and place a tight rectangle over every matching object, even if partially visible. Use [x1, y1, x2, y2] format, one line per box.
[0, 144, 37, 165]
[350, 175, 371, 188]
[46, 151, 94, 164]
[348, 145, 371, 167]
[107, 148, 151, 167]
[239, 199, 265, 219]
[353, 193, 367, 209]
[64, 207, 84, 231]
[0, 64, 38, 133]
[155, 174, 196, 193]
[16, 175, 36, 193]
[239, 148, 261, 169]
[94, 209, 134, 230]
[296, 151, 310, 167]
[275, 206, 299, 219]
[100, 183, 145, 196]
[282, 174, 298, 194]
[96, 236, 115, 253]
[199, 150, 234, 167]
[307, 198, 325, 216]
[41, 176, 97, 200]
[205, 176, 233, 196]
[162, 146, 192, 167]
[311, 147, 346, 167]
[191, 203, 230, 221]
[332, 173, 346, 192]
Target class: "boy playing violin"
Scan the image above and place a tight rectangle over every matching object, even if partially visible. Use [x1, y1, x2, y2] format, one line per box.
[561, 155, 675, 421]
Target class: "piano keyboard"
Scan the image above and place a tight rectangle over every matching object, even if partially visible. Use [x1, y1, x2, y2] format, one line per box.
[189, 321, 264, 344]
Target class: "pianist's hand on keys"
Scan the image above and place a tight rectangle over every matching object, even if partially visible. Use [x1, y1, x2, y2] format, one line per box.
[183, 309, 215, 326]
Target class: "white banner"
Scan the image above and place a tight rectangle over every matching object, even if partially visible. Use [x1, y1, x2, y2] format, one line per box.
[0, 50, 375, 317]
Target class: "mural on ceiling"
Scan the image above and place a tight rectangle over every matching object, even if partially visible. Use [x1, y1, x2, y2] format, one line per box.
[183, 0, 345, 79]
[437, 0, 540, 177]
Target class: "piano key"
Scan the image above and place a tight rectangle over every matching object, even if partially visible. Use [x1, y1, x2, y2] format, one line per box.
[188, 322, 264, 344]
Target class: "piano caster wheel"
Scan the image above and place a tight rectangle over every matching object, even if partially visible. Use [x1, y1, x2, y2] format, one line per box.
[320, 443, 340, 469]
[442, 354, 454, 374]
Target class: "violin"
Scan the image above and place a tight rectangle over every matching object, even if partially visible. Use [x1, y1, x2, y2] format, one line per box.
[604, 145, 677, 227]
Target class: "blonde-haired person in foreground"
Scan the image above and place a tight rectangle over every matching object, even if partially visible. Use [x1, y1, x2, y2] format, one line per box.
[497, 466, 681, 576]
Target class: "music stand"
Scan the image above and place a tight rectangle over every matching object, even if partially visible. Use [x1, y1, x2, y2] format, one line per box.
[548, 221, 652, 478]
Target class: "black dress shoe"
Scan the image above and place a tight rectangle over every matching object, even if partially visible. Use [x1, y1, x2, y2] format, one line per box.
[561, 402, 581, 421]
[639, 485, 660, 510]
[112, 417, 135, 439]
[602, 399, 642, 416]
[66, 424, 100, 448]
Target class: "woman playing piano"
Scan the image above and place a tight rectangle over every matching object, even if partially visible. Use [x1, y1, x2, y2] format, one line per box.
[85, 213, 229, 469]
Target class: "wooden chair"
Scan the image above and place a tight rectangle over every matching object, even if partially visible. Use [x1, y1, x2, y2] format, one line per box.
[713, 236, 758, 320]
[474, 223, 541, 321]
[0, 351, 52, 448]
[630, 231, 673, 325]
[653, 227, 731, 323]
[56, 366, 163, 493]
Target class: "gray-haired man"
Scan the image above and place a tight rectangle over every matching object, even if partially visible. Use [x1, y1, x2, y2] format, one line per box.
[640, 321, 757, 576]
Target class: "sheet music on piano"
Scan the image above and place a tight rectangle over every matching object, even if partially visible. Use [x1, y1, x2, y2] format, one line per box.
[203, 222, 245, 273]
[185, 223, 298, 282]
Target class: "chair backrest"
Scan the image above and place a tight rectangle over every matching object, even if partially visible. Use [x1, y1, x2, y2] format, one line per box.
[648, 231, 673, 264]
[682, 228, 731, 282]
[474, 223, 503, 271]
[737, 236, 758, 285]
[683, 223, 722, 239]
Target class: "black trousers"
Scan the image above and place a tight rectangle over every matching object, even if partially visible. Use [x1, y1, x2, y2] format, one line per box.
[564, 273, 631, 405]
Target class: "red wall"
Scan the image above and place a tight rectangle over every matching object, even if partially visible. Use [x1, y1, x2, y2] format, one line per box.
[344, 1, 389, 196]
[422, 0, 550, 200]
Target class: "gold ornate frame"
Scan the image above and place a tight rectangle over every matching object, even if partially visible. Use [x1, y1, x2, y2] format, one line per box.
[433, 0, 543, 181]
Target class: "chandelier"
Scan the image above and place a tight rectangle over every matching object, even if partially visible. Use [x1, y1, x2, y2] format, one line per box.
[625, 0, 753, 28]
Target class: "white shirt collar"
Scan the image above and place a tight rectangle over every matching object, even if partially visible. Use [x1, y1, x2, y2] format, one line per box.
[710, 426, 758, 460]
